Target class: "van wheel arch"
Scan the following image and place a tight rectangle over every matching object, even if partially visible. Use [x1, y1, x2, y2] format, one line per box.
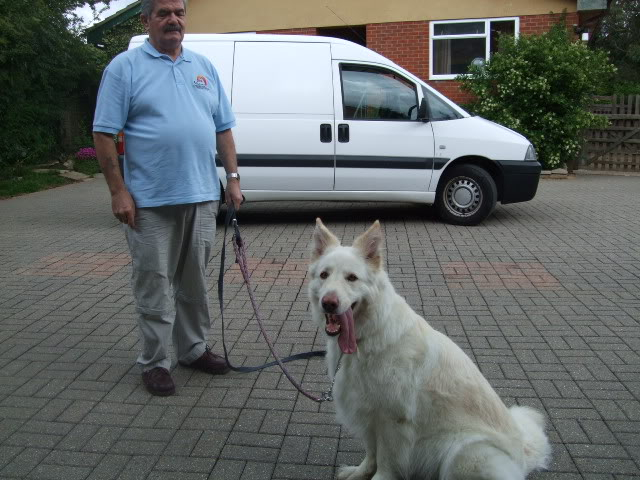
[439, 157, 503, 202]
[435, 160, 499, 226]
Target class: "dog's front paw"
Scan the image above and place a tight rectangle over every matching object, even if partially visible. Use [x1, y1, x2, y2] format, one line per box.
[337, 466, 354, 480]
[337, 465, 374, 480]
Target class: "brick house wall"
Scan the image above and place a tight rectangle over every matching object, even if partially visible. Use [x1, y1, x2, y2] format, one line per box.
[260, 12, 579, 104]
[520, 11, 578, 35]
[367, 21, 429, 81]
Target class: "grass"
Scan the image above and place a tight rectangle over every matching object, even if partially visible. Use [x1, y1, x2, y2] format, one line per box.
[0, 156, 101, 199]
[0, 170, 75, 199]
[74, 157, 101, 176]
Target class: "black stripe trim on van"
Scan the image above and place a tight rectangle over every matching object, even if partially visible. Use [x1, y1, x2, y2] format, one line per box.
[216, 154, 449, 169]
[336, 156, 436, 169]
[216, 154, 333, 168]
[433, 158, 448, 170]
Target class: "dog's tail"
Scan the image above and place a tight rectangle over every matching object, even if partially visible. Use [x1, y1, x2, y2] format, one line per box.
[510, 405, 552, 473]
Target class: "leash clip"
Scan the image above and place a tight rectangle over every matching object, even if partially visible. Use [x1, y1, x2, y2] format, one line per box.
[319, 353, 342, 402]
[231, 215, 243, 264]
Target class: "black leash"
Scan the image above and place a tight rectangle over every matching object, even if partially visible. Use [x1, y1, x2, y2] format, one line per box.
[217, 205, 326, 378]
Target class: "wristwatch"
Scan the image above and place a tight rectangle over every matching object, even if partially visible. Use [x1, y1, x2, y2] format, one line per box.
[226, 172, 240, 181]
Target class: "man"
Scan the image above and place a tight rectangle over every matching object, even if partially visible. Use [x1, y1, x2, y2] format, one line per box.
[93, 0, 242, 396]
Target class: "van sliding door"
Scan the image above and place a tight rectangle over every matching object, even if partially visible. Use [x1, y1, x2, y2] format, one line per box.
[231, 42, 335, 191]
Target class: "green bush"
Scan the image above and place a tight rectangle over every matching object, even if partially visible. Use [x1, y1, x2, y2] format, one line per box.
[99, 15, 146, 71]
[608, 80, 640, 96]
[457, 20, 616, 169]
[0, 103, 57, 171]
[0, 1, 106, 176]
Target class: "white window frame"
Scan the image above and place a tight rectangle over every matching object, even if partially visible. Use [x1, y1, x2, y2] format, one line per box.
[429, 17, 520, 80]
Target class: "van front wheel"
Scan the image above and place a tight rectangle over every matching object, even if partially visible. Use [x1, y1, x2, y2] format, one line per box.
[435, 164, 497, 226]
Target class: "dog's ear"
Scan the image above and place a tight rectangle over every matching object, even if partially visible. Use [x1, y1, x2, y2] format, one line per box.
[353, 220, 383, 269]
[311, 218, 340, 261]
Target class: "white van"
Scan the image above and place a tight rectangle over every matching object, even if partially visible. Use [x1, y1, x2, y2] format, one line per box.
[128, 33, 541, 225]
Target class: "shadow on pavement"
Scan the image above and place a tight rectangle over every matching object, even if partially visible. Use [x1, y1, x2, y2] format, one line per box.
[218, 201, 437, 225]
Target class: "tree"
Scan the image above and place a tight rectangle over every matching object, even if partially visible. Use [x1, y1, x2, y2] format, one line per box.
[592, 0, 640, 93]
[0, 0, 108, 177]
[98, 15, 146, 71]
[457, 20, 615, 170]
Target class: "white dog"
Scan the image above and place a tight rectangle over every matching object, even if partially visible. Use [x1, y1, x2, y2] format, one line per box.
[308, 219, 551, 480]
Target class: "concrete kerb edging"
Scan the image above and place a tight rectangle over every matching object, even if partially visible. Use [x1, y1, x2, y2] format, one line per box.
[541, 168, 640, 179]
[540, 168, 571, 180]
[33, 168, 94, 181]
[572, 168, 640, 177]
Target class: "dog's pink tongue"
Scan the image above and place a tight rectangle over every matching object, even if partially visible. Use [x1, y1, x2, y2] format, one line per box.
[337, 308, 357, 354]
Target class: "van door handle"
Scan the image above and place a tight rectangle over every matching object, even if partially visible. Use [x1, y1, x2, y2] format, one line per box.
[320, 124, 332, 143]
[338, 124, 349, 143]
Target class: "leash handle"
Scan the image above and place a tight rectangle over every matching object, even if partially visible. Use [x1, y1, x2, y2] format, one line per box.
[217, 205, 327, 401]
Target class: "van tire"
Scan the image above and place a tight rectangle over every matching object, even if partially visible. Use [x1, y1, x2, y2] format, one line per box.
[435, 164, 497, 226]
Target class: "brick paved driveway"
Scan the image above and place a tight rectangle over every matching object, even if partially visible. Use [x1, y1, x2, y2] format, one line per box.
[0, 174, 639, 479]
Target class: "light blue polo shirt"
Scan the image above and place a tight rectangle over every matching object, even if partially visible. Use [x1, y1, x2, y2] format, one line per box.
[93, 40, 236, 207]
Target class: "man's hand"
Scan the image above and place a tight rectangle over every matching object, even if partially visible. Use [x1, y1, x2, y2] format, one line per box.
[112, 190, 137, 228]
[225, 179, 243, 211]
[93, 131, 137, 228]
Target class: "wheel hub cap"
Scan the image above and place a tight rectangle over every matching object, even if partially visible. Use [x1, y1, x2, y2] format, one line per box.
[453, 186, 473, 207]
[445, 178, 481, 216]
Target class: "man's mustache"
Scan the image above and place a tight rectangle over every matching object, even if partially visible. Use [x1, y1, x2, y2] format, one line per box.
[164, 25, 182, 33]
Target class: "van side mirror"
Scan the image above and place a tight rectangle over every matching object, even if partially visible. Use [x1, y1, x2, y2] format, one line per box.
[418, 98, 429, 123]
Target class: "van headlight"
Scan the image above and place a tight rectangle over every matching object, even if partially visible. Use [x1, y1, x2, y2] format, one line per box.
[525, 144, 537, 161]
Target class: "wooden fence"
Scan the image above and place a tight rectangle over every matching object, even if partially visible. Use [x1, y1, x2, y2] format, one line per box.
[582, 95, 640, 172]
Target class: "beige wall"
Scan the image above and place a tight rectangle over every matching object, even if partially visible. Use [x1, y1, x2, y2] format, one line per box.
[186, 0, 577, 33]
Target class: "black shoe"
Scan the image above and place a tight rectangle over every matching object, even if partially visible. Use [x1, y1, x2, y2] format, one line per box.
[181, 347, 230, 375]
[142, 367, 176, 396]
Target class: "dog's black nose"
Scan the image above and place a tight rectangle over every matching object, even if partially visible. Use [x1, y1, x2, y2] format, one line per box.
[321, 294, 339, 313]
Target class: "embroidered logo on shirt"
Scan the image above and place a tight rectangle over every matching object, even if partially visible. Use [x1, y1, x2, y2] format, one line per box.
[193, 75, 210, 90]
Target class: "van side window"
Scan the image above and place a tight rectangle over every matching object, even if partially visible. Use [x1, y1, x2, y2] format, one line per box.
[422, 86, 463, 121]
[341, 65, 418, 121]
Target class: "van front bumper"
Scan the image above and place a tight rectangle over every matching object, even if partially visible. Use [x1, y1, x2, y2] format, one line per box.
[496, 160, 542, 204]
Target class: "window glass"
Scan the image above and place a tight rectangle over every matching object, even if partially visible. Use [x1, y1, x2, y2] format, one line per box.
[431, 18, 517, 77]
[422, 86, 461, 121]
[433, 38, 485, 75]
[434, 22, 485, 36]
[341, 66, 418, 121]
[490, 20, 515, 54]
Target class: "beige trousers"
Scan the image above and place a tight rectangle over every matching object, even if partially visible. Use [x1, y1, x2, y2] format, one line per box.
[125, 201, 218, 371]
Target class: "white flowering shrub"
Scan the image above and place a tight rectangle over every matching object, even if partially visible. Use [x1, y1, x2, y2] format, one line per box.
[458, 22, 616, 169]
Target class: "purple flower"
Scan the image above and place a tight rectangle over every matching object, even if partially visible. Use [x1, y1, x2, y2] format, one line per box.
[76, 147, 97, 160]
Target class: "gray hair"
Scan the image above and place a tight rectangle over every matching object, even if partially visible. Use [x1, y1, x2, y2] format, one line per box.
[140, 0, 187, 17]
